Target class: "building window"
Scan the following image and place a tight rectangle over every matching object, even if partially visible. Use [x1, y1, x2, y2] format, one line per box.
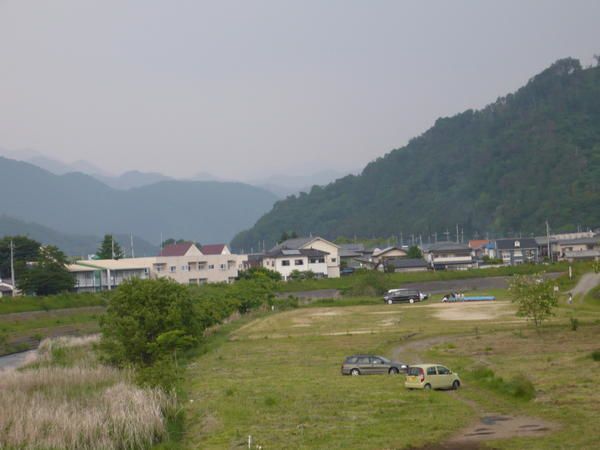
[170, 266, 176, 273]
[181, 265, 188, 272]
[199, 278, 208, 285]
[295, 259, 304, 266]
[281, 260, 290, 266]
[188, 279, 197, 285]
[220, 264, 226, 270]
[208, 264, 215, 270]
[331, 257, 337, 263]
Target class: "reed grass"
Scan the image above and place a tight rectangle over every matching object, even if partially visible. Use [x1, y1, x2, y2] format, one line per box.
[0, 336, 176, 450]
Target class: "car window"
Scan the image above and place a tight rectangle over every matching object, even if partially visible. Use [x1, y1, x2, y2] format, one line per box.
[408, 367, 423, 376]
[426, 367, 437, 375]
[357, 357, 370, 364]
[371, 357, 384, 364]
[345, 356, 357, 364]
[437, 366, 450, 375]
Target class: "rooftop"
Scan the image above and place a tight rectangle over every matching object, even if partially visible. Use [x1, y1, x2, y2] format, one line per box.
[159, 242, 196, 257]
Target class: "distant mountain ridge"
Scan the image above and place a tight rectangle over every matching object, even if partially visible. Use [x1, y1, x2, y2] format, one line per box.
[0, 157, 278, 244]
[232, 58, 600, 251]
[0, 215, 158, 257]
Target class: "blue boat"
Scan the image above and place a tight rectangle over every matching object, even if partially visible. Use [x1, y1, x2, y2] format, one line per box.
[442, 294, 495, 302]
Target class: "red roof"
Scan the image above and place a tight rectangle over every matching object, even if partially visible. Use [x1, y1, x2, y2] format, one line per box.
[159, 242, 194, 257]
[201, 244, 227, 255]
[468, 239, 489, 250]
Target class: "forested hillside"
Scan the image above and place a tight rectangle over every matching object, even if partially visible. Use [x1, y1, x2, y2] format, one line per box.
[232, 59, 600, 251]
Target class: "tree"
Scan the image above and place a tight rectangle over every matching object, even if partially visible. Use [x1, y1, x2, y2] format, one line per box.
[237, 266, 282, 281]
[509, 275, 558, 331]
[18, 245, 74, 296]
[96, 234, 124, 259]
[99, 278, 202, 368]
[407, 245, 423, 259]
[161, 238, 187, 247]
[593, 260, 600, 274]
[0, 235, 41, 281]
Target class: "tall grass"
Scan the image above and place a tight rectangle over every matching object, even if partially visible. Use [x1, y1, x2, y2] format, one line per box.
[0, 336, 176, 450]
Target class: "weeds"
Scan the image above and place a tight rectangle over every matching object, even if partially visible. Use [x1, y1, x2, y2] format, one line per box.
[570, 317, 579, 331]
[470, 367, 535, 400]
[0, 336, 176, 450]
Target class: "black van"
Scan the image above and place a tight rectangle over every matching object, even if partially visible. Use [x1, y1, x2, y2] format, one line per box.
[383, 288, 427, 304]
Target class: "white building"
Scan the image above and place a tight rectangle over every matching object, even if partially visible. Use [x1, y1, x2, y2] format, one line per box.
[68, 242, 248, 292]
[263, 236, 340, 280]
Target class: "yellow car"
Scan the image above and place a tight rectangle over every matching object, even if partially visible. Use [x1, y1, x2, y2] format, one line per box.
[405, 364, 461, 390]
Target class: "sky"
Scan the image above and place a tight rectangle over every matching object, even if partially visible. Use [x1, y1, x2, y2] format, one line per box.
[1, 1, 600, 181]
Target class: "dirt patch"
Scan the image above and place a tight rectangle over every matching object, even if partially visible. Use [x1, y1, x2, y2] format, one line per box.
[310, 311, 346, 317]
[427, 302, 514, 322]
[448, 413, 557, 444]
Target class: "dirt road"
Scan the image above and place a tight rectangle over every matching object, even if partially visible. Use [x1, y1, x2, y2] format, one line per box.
[570, 272, 600, 299]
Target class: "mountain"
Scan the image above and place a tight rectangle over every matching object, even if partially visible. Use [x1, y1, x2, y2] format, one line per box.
[94, 171, 173, 190]
[0, 157, 278, 244]
[0, 215, 158, 257]
[231, 58, 600, 251]
[0, 148, 111, 176]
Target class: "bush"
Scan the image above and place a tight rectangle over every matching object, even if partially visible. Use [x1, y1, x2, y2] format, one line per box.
[348, 270, 388, 296]
[470, 367, 535, 400]
[570, 317, 579, 331]
[591, 350, 600, 361]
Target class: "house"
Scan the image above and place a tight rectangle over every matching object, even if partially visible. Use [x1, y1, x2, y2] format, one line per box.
[154, 242, 247, 285]
[554, 236, 600, 260]
[420, 242, 474, 270]
[371, 246, 408, 268]
[67, 258, 155, 292]
[385, 258, 429, 273]
[495, 238, 539, 265]
[468, 240, 489, 261]
[262, 248, 329, 280]
[263, 236, 340, 280]
[339, 243, 373, 269]
[68, 242, 248, 292]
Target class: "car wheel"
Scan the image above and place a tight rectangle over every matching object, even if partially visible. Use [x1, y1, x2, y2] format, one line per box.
[409, 298, 414, 304]
[452, 380, 460, 390]
[351, 368, 360, 376]
[424, 383, 432, 390]
[387, 299, 393, 305]
[389, 367, 399, 375]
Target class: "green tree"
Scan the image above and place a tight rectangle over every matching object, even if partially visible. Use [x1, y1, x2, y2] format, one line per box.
[0, 235, 41, 281]
[238, 266, 282, 281]
[99, 278, 202, 369]
[592, 260, 600, 274]
[509, 275, 558, 331]
[407, 246, 423, 259]
[96, 234, 124, 259]
[18, 245, 74, 296]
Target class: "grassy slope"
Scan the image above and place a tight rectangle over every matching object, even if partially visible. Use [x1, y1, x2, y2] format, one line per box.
[181, 278, 600, 449]
[0, 292, 106, 315]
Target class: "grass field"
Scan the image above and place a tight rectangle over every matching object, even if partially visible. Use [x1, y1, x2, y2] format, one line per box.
[0, 292, 106, 314]
[0, 306, 103, 355]
[181, 280, 600, 449]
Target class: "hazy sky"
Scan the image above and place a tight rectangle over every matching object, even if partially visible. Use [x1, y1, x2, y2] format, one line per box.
[1, 1, 599, 180]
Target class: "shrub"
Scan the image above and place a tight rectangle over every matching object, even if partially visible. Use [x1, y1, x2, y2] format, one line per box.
[592, 350, 600, 361]
[570, 317, 579, 331]
[470, 367, 535, 400]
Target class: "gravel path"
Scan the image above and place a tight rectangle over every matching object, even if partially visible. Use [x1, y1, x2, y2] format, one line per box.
[570, 272, 600, 299]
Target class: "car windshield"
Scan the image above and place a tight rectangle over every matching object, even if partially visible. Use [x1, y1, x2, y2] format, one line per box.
[378, 357, 390, 363]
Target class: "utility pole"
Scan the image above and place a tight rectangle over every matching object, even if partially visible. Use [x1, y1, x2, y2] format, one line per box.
[456, 224, 459, 243]
[400, 232, 403, 247]
[444, 229, 450, 241]
[10, 239, 16, 288]
[545, 220, 551, 262]
[434, 232, 438, 243]
[111, 236, 115, 259]
[461, 228, 464, 244]
[130, 233, 135, 259]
